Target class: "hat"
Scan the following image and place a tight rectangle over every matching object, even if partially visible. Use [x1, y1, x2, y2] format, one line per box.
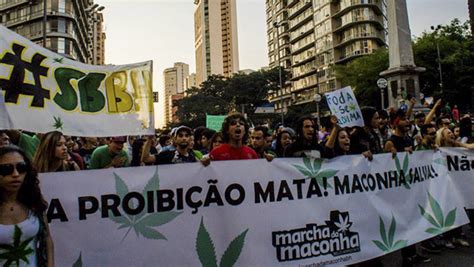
[173, 126, 192, 137]
[111, 136, 126, 143]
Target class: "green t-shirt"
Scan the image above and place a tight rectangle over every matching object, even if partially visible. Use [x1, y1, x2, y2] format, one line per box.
[18, 133, 40, 161]
[89, 145, 129, 169]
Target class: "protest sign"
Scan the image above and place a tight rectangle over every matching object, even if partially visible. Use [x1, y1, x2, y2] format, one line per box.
[40, 149, 472, 266]
[324, 86, 364, 127]
[206, 114, 226, 131]
[0, 25, 154, 136]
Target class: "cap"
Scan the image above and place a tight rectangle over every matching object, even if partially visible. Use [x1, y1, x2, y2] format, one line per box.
[173, 126, 192, 137]
[111, 136, 127, 143]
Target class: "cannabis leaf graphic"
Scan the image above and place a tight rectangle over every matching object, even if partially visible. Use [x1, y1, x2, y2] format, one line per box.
[433, 158, 447, 167]
[0, 225, 35, 266]
[108, 167, 182, 241]
[394, 153, 411, 189]
[52, 116, 64, 130]
[196, 217, 248, 267]
[53, 57, 64, 63]
[372, 216, 407, 253]
[418, 192, 456, 235]
[293, 157, 338, 188]
[334, 213, 352, 233]
[72, 252, 82, 267]
[348, 103, 357, 111]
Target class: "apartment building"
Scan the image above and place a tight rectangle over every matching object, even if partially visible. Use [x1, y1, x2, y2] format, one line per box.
[266, 0, 386, 110]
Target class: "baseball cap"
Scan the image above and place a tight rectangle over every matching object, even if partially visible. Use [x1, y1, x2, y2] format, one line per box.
[173, 126, 192, 137]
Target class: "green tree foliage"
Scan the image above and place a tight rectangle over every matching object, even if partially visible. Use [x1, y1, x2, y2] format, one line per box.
[334, 19, 473, 110]
[172, 68, 283, 129]
[333, 48, 389, 108]
[414, 19, 474, 110]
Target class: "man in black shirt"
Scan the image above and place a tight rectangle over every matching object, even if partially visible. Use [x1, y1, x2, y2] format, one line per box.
[284, 116, 323, 158]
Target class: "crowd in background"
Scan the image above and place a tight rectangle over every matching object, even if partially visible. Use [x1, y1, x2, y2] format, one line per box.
[0, 98, 473, 266]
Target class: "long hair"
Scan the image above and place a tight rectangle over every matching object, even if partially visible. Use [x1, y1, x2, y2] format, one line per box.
[294, 115, 317, 142]
[221, 113, 250, 144]
[435, 127, 452, 147]
[33, 131, 64, 173]
[0, 145, 47, 214]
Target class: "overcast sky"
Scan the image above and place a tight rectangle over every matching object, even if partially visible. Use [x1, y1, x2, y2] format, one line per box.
[94, 0, 469, 127]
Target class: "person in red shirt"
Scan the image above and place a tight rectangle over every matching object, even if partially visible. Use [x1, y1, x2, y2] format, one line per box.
[209, 113, 258, 161]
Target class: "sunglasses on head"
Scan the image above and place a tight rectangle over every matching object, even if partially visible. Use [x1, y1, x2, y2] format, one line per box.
[0, 162, 28, 176]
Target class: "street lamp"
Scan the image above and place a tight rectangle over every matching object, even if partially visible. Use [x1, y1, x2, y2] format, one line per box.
[273, 21, 285, 125]
[431, 25, 443, 95]
[313, 93, 322, 127]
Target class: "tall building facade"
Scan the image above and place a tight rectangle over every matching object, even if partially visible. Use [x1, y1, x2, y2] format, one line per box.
[163, 62, 190, 124]
[194, 0, 239, 86]
[0, 0, 105, 64]
[266, 0, 386, 111]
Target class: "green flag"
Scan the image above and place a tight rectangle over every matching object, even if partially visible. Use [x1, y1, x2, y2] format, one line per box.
[206, 115, 226, 131]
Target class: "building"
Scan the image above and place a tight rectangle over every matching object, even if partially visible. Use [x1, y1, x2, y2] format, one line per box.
[163, 62, 190, 124]
[194, 0, 239, 85]
[266, 0, 386, 111]
[0, 0, 105, 64]
[185, 73, 197, 91]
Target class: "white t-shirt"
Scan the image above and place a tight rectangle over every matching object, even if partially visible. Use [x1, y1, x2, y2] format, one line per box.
[0, 212, 39, 267]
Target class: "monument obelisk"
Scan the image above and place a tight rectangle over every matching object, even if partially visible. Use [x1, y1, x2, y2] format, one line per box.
[380, 0, 425, 108]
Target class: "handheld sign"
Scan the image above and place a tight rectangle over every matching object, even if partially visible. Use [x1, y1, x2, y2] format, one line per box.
[206, 114, 226, 131]
[324, 86, 364, 127]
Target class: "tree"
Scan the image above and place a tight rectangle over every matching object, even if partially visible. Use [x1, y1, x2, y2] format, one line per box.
[333, 48, 389, 108]
[171, 68, 284, 129]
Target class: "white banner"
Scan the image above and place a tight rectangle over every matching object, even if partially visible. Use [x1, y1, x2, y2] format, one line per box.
[0, 25, 154, 136]
[324, 86, 364, 127]
[40, 149, 472, 266]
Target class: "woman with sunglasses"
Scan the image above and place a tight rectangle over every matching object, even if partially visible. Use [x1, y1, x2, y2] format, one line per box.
[33, 131, 79, 173]
[0, 145, 54, 266]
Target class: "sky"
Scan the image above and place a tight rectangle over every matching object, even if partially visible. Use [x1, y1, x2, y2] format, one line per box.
[94, 0, 469, 127]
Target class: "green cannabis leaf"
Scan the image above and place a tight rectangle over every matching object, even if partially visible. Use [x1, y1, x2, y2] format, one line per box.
[418, 192, 456, 235]
[433, 158, 447, 166]
[53, 116, 64, 130]
[53, 57, 64, 63]
[72, 252, 82, 267]
[196, 217, 248, 267]
[372, 216, 407, 253]
[0, 225, 35, 266]
[108, 167, 182, 241]
[292, 157, 338, 188]
[394, 153, 411, 189]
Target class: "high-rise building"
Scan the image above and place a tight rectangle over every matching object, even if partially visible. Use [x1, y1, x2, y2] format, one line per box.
[194, 0, 239, 86]
[266, 0, 386, 111]
[185, 73, 197, 91]
[163, 62, 190, 124]
[0, 0, 105, 64]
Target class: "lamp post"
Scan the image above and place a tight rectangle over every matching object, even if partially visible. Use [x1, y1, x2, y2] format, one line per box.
[42, 0, 47, 47]
[273, 21, 284, 125]
[313, 93, 322, 127]
[431, 25, 443, 95]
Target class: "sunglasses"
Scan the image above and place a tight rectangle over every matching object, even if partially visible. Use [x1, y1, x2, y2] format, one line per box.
[0, 162, 28, 176]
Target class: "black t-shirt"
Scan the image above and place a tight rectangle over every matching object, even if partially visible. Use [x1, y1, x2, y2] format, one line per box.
[388, 134, 413, 152]
[283, 139, 323, 158]
[154, 149, 197, 165]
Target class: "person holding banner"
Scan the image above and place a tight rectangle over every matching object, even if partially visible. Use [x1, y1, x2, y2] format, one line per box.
[0, 145, 54, 266]
[33, 131, 79, 173]
[209, 113, 258, 161]
[350, 107, 383, 160]
[89, 136, 129, 169]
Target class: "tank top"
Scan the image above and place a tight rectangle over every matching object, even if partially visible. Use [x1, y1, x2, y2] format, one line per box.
[0, 212, 39, 267]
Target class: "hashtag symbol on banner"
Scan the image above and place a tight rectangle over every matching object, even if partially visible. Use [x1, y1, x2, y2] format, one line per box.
[0, 43, 50, 107]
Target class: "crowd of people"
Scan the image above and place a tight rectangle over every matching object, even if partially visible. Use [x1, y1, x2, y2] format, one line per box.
[0, 98, 473, 266]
